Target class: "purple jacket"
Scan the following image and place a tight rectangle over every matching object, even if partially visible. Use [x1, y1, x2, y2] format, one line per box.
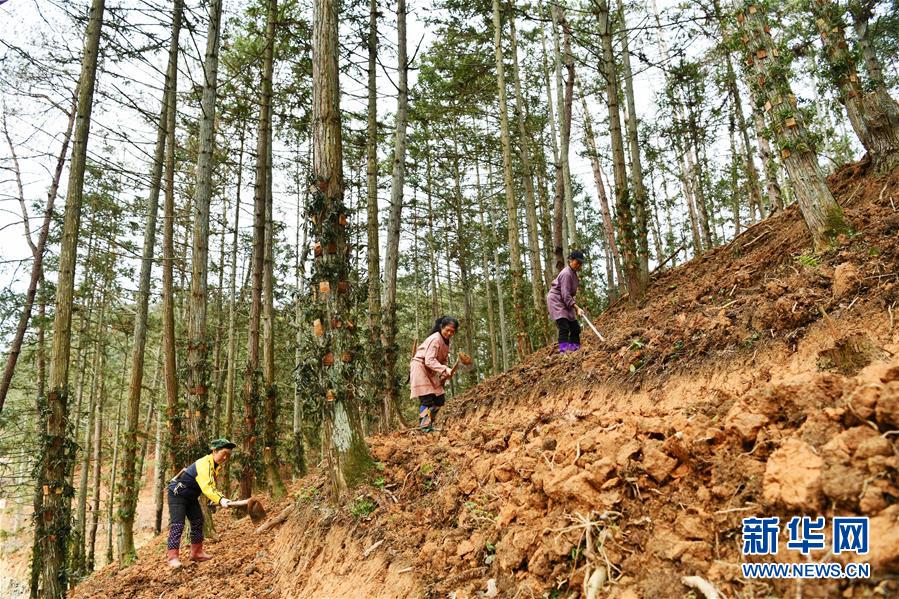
[546, 265, 579, 321]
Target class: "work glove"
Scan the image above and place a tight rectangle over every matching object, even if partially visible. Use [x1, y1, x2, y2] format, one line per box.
[220, 498, 232, 508]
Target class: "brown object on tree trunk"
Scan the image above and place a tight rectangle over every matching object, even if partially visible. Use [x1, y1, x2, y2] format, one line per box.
[737, 2, 850, 250]
[813, 0, 899, 174]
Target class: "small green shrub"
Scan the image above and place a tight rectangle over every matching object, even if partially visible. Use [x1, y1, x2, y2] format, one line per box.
[350, 496, 376, 518]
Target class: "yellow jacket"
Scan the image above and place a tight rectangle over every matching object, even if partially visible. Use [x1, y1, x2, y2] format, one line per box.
[178, 453, 226, 504]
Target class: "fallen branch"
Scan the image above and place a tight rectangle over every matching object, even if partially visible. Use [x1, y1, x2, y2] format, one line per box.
[740, 228, 771, 251]
[652, 243, 686, 274]
[681, 575, 720, 599]
[362, 539, 384, 558]
[255, 503, 294, 534]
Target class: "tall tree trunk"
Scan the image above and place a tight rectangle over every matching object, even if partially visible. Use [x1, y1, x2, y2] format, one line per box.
[118, 0, 182, 562]
[257, 0, 286, 501]
[152, 399, 165, 535]
[492, 0, 530, 359]
[617, 1, 649, 283]
[650, 0, 703, 254]
[508, 9, 547, 339]
[40, 1, 105, 594]
[364, 0, 387, 430]
[312, 0, 373, 499]
[29, 288, 48, 599]
[737, 3, 849, 249]
[538, 0, 565, 272]
[729, 110, 742, 235]
[848, 1, 885, 87]
[162, 65, 182, 480]
[712, 0, 765, 222]
[451, 136, 476, 386]
[685, 96, 714, 248]
[185, 0, 223, 454]
[381, 0, 409, 431]
[753, 108, 784, 209]
[212, 199, 227, 437]
[0, 93, 75, 414]
[474, 158, 498, 375]
[579, 83, 623, 288]
[551, 3, 576, 251]
[222, 124, 244, 492]
[105, 402, 121, 566]
[73, 298, 106, 579]
[241, 24, 269, 500]
[814, 0, 899, 173]
[426, 136, 439, 319]
[86, 381, 103, 572]
[595, 0, 643, 300]
[293, 193, 309, 477]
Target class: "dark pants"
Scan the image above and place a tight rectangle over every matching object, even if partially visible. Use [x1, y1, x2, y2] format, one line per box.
[556, 318, 581, 345]
[418, 393, 446, 408]
[167, 485, 204, 549]
[418, 394, 446, 428]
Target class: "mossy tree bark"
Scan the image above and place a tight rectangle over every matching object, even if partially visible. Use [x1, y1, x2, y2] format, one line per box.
[617, 1, 650, 284]
[185, 0, 223, 457]
[812, 0, 899, 173]
[312, 0, 373, 499]
[40, 0, 106, 595]
[737, 2, 849, 249]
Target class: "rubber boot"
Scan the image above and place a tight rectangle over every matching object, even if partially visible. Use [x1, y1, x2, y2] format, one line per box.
[558, 342, 570, 354]
[568, 343, 581, 352]
[167, 549, 182, 569]
[189, 542, 212, 562]
[418, 406, 432, 432]
[429, 406, 441, 432]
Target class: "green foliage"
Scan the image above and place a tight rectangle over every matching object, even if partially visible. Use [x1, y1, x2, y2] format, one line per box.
[349, 496, 376, 519]
[795, 252, 820, 268]
[297, 485, 319, 503]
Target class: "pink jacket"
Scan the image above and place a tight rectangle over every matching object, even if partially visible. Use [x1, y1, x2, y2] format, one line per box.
[409, 331, 451, 398]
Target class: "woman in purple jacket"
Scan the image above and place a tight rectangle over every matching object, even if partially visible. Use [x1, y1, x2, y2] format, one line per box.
[546, 250, 585, 353]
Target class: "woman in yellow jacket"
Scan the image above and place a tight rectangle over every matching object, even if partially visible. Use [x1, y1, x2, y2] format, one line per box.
[165, 438, 237, 568]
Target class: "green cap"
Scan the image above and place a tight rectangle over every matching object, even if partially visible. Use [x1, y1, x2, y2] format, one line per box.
[210, 438, 236, 450]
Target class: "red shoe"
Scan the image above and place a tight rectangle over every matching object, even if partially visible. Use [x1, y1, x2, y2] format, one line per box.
[189, 542, 212, 562]
[167, 549, 182, 568]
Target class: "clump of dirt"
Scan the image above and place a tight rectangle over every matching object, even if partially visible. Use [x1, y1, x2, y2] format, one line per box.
[74, 164, 899, 598]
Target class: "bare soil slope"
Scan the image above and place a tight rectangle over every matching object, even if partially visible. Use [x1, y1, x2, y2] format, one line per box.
[75, 163, 899, 598]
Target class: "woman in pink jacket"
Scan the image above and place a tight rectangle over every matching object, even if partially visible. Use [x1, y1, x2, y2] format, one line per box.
[410, 316, 460, 432]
